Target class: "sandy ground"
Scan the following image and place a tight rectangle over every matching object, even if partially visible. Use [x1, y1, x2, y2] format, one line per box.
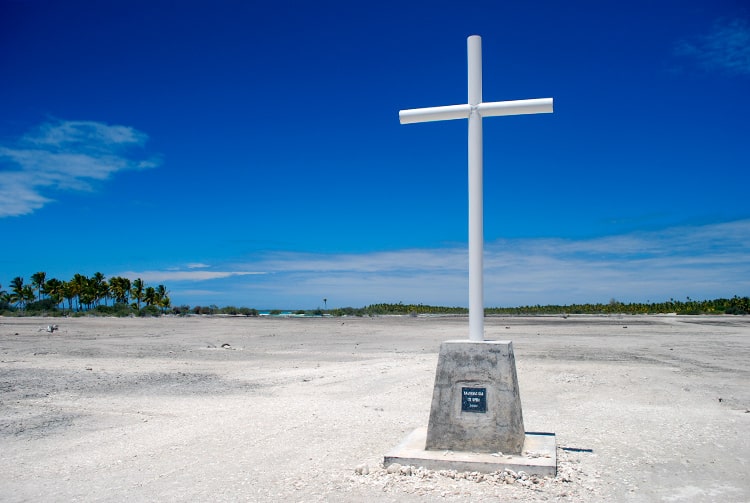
[1, 314, 748, 502]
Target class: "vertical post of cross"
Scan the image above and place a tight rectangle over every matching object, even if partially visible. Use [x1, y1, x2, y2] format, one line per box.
[467, 35, 484, 342]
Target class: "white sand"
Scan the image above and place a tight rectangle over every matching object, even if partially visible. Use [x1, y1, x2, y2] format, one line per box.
[1, 315, 748, 502]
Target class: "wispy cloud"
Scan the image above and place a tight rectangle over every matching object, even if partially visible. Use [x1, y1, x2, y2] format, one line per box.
[186, 263, 211, 269]
[676, 18, 750, 76]
[160, 220, 750, 308]
[258, 248, 467, 274]
[118, 269, 265, 283]
[0, 119, 161, 217]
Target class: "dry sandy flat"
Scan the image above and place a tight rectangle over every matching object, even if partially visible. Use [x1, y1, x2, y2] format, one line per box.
[1, 314, 748, 502]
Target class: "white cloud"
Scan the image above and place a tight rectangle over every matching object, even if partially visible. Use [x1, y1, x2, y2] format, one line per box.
[0, 119, 161, 217]
[122, 220, 750, 308]
[259, 248, 467, 274]
[118, 270, 266, 283]
[186, 263, 211, 269]
[172, 289, 222, 297]
[26, 120, 148, 147]
[676, 18, 750, 75]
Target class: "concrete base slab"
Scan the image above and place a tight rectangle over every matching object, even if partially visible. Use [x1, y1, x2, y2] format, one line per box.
[385, 427, 556, 476]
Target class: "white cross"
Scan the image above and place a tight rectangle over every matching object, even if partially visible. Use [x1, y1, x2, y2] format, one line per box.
[399, 35, 553, 341]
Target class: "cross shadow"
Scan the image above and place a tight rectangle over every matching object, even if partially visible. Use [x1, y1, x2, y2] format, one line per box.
[560, 446, 594, 453]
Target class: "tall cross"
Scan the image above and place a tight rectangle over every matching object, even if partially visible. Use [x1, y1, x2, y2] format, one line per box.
[399, 35, 553, 342]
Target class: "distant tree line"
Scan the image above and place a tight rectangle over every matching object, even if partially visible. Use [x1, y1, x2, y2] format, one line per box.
[0, 272, 171, 316]
[186, 305, 259, 316]
[333, 297, 749, 316]
[333, 303, 467, 316]
[484, 296, 750, 316]
[2, 276, 747, 317]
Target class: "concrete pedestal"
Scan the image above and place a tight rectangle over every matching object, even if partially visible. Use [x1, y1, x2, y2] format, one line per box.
[385, 339, 556, 475]
[426, 340, 525, 454]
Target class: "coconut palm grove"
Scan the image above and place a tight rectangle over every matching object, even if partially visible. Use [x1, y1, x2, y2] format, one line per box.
[1, 272, 170, 316]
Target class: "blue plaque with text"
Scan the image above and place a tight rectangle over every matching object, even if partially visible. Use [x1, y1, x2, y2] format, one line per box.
[461, 387, 487, 413]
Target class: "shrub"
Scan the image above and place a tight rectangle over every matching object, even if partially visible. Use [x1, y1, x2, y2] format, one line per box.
[139, 305, 161, 317]
[25, 298, 60, 314]
[726, 306, 749, 315]
[238, 307, 258, 316]
[94, 303, 135, 317]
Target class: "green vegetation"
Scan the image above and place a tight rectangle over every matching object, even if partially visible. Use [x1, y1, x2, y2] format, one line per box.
[0, 272, 172, 317]
[332, 303, 467, 317]
[353, 297, 750, 316]
[484, 296, 750, 316]
[2, 273, 747, 317]
[328, 297, 750, 316]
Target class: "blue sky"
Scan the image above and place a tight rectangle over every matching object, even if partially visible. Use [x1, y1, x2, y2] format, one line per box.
[1, 0, 748, 309]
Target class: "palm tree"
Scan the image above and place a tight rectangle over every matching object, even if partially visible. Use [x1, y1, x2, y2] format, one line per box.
[10, 276, 25, 309]
[158, 293, 171, 314]
[131, 278, 144, 310]
[108, 276, 131, 305]
[144, 286, 157, 307]
[44, 278, 64, 310]
[155, 284, 169, 313]
[70, 274, 89, 311]
[0, 290, 10, 308]
[31, 272, 46, 301]
[61, 281, 75, 314]
[0, 283, 9, 308]
[22, 285, 35, 308]
[91, 272, 107, 307]
[79, 278, 96, 311]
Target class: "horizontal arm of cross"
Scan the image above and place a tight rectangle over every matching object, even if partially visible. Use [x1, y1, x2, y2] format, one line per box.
[399, 98, 553, 125]
[479, 97, 553, 117]
[399, 104, 471, 124]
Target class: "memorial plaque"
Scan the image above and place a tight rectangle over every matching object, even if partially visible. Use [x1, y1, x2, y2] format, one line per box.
[461, 387, 487, 413]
